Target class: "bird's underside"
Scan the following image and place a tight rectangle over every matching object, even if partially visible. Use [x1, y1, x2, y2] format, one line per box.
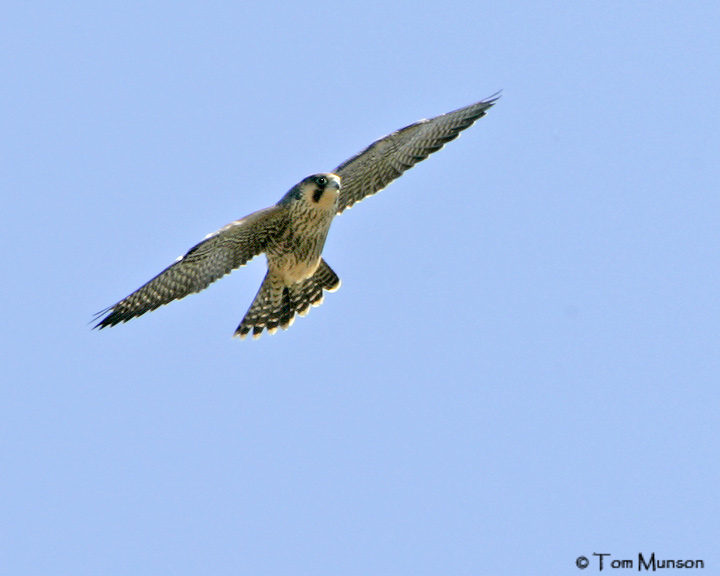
[94, 94, 499, 338]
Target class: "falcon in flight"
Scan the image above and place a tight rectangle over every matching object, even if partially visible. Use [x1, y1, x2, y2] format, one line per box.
[94, 95, 499, 339]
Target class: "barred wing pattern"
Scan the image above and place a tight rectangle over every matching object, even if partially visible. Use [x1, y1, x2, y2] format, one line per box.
[334, 95, 499, 214]
[94, 206, 287, 328]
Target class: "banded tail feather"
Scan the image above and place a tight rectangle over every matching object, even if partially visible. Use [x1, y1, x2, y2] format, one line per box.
[235, 259, 340, 339]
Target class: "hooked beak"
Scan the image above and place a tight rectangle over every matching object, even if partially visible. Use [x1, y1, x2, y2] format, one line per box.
[327, 173, 341, 190]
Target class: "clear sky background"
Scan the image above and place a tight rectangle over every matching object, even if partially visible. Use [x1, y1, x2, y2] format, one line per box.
[2, 2, 718, 575]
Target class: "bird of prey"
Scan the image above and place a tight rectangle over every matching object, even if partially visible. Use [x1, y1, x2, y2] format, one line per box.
[94, 95, 499, 339]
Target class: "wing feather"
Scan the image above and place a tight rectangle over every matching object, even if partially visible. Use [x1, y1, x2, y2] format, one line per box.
[94, 205, 287, 328]
[334, 95, 499, 213]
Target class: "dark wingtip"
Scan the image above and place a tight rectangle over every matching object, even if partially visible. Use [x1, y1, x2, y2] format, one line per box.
[478, 92, 502, 112]
[483, 90, 502, 104]
[91, 307, 115, 330]
[91, 308, 107, 330]
[91, 305, 132, 330]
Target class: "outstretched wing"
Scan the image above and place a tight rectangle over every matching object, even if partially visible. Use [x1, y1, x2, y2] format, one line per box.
[334, 94, 499, 213]
[94, 205, 287, 328]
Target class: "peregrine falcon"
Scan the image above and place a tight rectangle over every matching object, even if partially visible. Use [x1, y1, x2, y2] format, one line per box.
[94, 95, 499, 339]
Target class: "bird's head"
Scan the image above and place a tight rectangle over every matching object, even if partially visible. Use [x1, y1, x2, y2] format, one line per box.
[279, 173, 341, 211]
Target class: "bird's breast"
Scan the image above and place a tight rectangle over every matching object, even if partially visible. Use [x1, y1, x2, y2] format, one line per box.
[266, 232, 325, 285]
[266, 207, 335, 285]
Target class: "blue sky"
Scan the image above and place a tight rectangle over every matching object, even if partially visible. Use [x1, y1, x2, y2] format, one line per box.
[2, 2, 719, 574]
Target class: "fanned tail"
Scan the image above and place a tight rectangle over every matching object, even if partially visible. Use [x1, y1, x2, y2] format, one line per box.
[234, 259, 340, 340]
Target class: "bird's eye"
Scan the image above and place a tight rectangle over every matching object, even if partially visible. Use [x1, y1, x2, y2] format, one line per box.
[316, 176, 327, 187]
